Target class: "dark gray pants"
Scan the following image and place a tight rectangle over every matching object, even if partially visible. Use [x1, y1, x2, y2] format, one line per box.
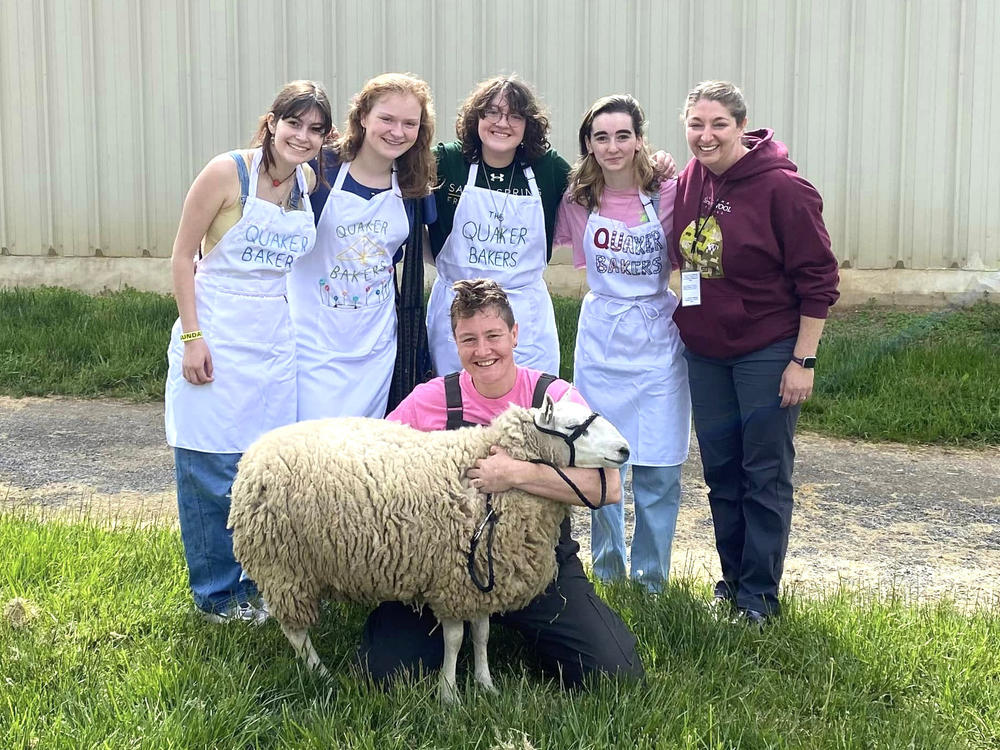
[357, 554, 644, 689]
[685, 337, 800, 615]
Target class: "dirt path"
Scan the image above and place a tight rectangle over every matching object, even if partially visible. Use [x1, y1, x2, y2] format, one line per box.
[3, 396, 998, 604]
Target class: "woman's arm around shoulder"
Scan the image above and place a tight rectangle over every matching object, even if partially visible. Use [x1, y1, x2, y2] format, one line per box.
[553, 189, 589, 270]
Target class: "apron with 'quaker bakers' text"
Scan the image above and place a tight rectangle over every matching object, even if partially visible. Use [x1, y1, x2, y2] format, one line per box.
[427, 161, 559, 375]
[574, 192, 689, 466]
[165, 148, 316, 452]
[288, 161, 409, 419]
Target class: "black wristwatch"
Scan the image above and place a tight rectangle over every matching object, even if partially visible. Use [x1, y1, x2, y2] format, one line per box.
[791, 354, 817, 369]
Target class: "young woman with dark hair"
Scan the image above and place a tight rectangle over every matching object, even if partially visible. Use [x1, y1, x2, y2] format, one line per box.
[165, 80, 333, 623]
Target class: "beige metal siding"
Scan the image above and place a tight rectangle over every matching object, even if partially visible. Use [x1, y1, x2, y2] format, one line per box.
[1, 0, 997, 270]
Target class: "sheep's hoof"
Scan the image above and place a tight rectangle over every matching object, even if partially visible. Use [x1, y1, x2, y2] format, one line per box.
[439, 681, 461, 706]
[478, 678, 498, 696]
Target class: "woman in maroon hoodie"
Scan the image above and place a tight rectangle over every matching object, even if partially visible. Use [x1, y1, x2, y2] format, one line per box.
[672, 81, 839, 625]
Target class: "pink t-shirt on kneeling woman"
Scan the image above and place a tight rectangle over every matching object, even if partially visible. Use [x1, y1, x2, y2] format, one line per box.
[387, 367, 587, 431]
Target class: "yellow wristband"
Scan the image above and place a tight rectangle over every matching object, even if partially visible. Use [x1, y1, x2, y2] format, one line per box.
[179, 330, 203, 342]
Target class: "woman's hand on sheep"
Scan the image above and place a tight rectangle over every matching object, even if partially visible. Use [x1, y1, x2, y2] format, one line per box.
[468, 446, 518, 493]
[468, 446, 622, 507]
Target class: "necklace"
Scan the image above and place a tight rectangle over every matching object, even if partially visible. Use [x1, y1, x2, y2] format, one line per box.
[267, 168, 295, 188]
[483, 161, 515, 224]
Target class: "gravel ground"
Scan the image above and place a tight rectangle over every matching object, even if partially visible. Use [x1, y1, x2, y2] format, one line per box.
[3, 396, 998, 605]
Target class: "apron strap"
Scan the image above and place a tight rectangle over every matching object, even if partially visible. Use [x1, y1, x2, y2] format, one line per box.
[522, 164, 540, 199]
[390, 164, 402, 197]
[640, 191, 658, 224]
[466, 162, 480, 187]
[333, 161, 351, 191]
[247, 148, 264, 200]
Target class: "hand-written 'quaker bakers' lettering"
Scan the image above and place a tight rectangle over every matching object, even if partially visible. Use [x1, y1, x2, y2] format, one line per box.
[241, 248, 294, 268]
[335, 219, 389, 239]
[461, 221, 528, 246]
[594, 254, 662, 276]
[592, 227, 664, 256]
[468, 248, 519, 268]
[326, 261, 391, 283]
[243, 225, 309, 254]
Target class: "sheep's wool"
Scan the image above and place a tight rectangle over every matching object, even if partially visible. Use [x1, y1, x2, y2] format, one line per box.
[229, 408, 570, 629]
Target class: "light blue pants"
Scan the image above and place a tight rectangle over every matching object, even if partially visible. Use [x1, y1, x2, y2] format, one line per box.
[591, 463, 682, 592]
[174, 448, 258, 614]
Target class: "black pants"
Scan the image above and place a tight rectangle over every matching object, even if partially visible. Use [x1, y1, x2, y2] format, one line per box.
[685, 337, 801, 616]
[357, 554, 644, 688]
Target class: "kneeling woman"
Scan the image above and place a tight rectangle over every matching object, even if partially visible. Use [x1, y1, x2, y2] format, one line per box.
[165, 81, 333, 622]
[289, 73, 437, 419]
[554, 95, 690, 592]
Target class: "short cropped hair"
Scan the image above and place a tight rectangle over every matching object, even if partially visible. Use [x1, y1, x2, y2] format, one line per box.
[449, 279, 516, 332]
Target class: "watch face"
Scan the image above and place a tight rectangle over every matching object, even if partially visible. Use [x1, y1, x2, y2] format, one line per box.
[802, 356, 817, 369]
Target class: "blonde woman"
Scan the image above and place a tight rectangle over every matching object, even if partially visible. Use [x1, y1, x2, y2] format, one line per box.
[289, 73, 437, 419]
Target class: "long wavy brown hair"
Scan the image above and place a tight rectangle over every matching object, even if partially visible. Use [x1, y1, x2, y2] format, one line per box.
[567, 94, 659, 212]
[250, 80, 334, 180]
[455, 74, 551, 164]
[335, 72, 437, 199]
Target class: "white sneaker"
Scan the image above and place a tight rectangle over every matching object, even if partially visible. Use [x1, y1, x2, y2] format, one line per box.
[200, 602, 269, 625]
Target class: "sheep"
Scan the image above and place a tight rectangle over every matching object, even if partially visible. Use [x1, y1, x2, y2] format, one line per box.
[228, 391, 629, 703]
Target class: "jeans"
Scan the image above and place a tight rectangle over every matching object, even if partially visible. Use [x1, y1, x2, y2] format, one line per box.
[174, 447, 258, 614]
[684, 337, 800, 616]
[591, 464, 683, 592]
[359, 553, 643, 688]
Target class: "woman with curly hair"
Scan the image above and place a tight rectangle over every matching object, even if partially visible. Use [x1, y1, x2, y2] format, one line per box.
[289, 72, 438, 419]
[425, 74, 569, 376]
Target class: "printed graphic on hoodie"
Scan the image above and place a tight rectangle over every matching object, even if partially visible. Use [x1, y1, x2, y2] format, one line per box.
[679, 215, 724, 278]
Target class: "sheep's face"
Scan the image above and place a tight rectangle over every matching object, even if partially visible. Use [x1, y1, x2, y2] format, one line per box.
[532, 392, 630, 468]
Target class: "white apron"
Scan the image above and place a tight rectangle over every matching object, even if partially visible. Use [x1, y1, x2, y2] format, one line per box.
[165, 149, 316, 453]
[574, 192, 690, 466]
[288, 161, 409, 419]
[427, 161, 559, 375]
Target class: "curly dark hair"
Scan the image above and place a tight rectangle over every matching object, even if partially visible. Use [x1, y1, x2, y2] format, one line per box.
[455, 75, 551, 164]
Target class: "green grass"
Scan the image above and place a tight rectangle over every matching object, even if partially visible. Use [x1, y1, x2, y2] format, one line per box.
[1, 287, 997, 444]
[0, 287, 175, 400]
[1, 513, 997, 749]
[802, 302, 1000, 444]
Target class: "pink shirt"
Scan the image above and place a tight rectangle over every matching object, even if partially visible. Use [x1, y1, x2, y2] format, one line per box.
[387, 367, 587, 431]
[554, 179, 677, 269]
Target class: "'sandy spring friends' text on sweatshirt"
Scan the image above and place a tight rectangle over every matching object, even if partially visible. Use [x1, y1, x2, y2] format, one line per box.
[670, 129, 840, 360]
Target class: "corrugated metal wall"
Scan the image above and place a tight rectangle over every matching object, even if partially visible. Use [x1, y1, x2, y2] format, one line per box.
[1, 0, 997, 270]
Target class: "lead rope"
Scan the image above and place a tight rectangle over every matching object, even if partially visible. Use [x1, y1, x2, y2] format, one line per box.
[467, 410, 611, 593]
[467, 494, 497, 593]
[528, 460, 608, 510]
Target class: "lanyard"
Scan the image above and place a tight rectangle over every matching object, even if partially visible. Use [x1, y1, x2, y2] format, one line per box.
[692, 175, 728, 245]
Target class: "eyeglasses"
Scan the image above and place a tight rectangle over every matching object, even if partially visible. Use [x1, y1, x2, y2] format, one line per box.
[481, 106, 526, 126]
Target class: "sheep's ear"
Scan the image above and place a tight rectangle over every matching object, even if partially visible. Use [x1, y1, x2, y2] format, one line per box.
[539, 392, 556, 424]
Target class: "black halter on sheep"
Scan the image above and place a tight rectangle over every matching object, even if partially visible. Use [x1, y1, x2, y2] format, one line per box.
[229, 391, 629, 704]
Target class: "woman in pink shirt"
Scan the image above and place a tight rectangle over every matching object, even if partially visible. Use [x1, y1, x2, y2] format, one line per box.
[554, 95, 691, 592]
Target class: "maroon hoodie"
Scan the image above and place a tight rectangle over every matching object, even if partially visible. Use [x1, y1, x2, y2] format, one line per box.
[671, 129, 839, 360]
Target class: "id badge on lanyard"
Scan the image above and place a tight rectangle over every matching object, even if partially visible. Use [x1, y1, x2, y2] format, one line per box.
[682, 179, 727, 307]
[681, 270, 701, 307]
